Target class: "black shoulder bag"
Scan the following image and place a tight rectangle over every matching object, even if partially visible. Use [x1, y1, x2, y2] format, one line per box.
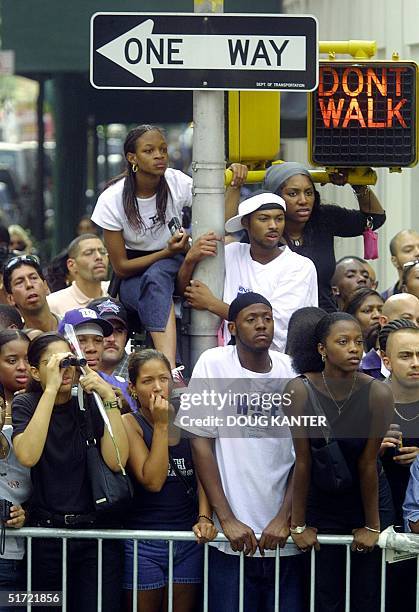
[84, 399, 134, 512]
[301, 377, 353, 493]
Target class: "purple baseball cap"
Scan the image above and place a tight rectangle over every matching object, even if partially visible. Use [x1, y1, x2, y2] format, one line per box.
[57, 307, 113, 337]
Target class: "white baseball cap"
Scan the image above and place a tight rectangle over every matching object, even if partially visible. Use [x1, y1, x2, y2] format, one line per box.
[225, 192, 286, 234]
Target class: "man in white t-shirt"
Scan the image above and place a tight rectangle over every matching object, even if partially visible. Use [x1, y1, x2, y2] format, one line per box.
[176, 292, 304, 612]
[178, 191, 318, 352]
[47, 234, 109, 317]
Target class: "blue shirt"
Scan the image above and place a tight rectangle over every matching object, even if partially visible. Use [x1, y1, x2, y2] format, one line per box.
[403, 456, 419, 531]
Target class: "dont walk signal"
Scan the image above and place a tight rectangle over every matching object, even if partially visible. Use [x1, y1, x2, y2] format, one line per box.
[308, 61, 418, 167]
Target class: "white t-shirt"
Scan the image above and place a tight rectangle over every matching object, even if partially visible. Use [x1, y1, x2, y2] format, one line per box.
[176, 345, 298, 557]
[223, 243, 318, 351]
[91, 168, 192, 251]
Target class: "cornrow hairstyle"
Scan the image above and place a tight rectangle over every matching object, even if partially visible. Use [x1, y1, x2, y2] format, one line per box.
[106, 125, 171, 233]
[378, 318, 418, 353]
[344, 288, 383, 317]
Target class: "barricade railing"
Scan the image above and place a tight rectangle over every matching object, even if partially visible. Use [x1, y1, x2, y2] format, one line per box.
[4, 528, 419, 612]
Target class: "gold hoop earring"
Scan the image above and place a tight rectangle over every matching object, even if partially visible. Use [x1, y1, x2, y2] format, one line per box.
[132, 163, 138, 173]
[130, 390, 138, 400]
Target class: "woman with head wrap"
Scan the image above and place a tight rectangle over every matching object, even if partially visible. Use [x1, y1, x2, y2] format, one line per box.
[262, 163, 386, 312]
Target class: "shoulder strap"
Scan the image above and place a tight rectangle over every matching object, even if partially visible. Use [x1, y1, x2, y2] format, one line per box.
[300, 375, 333, 443]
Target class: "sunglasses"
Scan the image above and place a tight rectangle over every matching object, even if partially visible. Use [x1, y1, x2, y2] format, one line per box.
[4, 254, 41, 273]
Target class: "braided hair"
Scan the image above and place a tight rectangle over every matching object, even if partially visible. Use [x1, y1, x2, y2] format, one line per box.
[378, 318, 418, 353]
[106, 125, 171, 233]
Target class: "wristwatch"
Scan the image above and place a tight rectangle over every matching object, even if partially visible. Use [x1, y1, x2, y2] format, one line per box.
[290, 524, 307, 534]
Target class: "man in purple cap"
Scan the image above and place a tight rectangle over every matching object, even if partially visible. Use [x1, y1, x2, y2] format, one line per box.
[58, 307, 135, 411]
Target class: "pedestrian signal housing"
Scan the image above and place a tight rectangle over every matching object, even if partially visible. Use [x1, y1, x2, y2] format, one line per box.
[227, 91, 280, 164]
[308, 61, 418, 167]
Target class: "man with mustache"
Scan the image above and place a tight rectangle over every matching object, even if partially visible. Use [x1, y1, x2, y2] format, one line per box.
[47, 234, 109, 317]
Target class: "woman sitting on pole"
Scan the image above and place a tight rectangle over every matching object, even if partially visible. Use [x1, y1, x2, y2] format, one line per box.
[91, 124, 247, 377]
[122, 349, 217, 612]
[12, 332, 129, 612]
[285, 312, 394, 612]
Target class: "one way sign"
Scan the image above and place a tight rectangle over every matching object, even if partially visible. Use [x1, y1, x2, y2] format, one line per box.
[90, 13, 318, 91]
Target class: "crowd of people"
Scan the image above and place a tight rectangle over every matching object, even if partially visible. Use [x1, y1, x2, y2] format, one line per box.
[0, 124, 417, 611]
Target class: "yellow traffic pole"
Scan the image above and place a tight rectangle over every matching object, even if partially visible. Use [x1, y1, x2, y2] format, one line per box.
[319, 40, 377, 59]
[225, 166, 377, 187]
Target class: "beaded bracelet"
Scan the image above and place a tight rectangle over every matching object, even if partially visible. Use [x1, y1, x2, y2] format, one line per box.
[198, 514, 214, 524]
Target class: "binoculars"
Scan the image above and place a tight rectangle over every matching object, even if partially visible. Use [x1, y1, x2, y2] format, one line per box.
[59, 356, 87, 368]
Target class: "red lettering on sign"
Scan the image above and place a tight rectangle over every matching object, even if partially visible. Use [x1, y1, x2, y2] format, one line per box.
[342, 67, 364, 97]
[389, 67, 407, 97]
[367, 67, 387, 96]
[342, 98, 366, 128]
[387, 98, 407, 127]
[318, 67, 339, 96]
[318, 98, 345, 127]
[367, 98, 386, 128]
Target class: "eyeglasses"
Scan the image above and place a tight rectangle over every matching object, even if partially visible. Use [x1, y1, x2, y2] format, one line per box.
[4, 254, 40, 273]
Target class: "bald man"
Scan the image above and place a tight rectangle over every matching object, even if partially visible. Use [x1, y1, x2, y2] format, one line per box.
[380, 293, 419, 327]
[331, 257, 370, 309]
[361, 292, 419, 378]
[382, 229, 419, 300]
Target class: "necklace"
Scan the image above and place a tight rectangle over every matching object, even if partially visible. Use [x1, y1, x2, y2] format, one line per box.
[394, 405, 419, 422]
[321, 371, 358, 416]
[289, 236, 303, 247]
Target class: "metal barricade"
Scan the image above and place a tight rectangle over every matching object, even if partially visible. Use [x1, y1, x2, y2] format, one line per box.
[4, 528, 419, 612]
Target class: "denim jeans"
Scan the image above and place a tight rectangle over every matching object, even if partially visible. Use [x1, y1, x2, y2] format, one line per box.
[208, 547, 305, 612]
[0, 557, 26, 612]
[123, 539, 203, 590]
[119, 254, 184, 332]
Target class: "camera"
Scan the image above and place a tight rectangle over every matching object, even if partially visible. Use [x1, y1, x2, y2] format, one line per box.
[168, 217, 182, 236]
[0, 499, 12, 523]
[59, 356, 87, 368]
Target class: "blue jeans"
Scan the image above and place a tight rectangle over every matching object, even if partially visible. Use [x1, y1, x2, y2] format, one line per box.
[0, 558, 26, 612]
[208, 547, 304, 612]
[119, 255, 184, 332]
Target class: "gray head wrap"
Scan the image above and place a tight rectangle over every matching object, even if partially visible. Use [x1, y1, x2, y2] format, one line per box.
[263, 162, 312, 195]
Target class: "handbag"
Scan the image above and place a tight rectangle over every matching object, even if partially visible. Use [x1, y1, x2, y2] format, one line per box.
[301, 377, 353, 493]
[363, 217, 378, 260]
[84, 400, 133, 513]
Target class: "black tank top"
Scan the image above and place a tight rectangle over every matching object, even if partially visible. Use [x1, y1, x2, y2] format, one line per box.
[306, 379, 374, 530]
[125, 412, 198, 530]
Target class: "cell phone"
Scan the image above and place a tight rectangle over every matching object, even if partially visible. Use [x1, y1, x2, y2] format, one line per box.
[389, 423, 403, 456]
[168, 217, 182, 236]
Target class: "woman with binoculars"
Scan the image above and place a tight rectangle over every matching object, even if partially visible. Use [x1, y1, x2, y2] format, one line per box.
[11, 331, 129, 612]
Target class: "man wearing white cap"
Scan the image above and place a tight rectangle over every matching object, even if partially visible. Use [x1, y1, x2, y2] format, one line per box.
[178, 191, 318, 352]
